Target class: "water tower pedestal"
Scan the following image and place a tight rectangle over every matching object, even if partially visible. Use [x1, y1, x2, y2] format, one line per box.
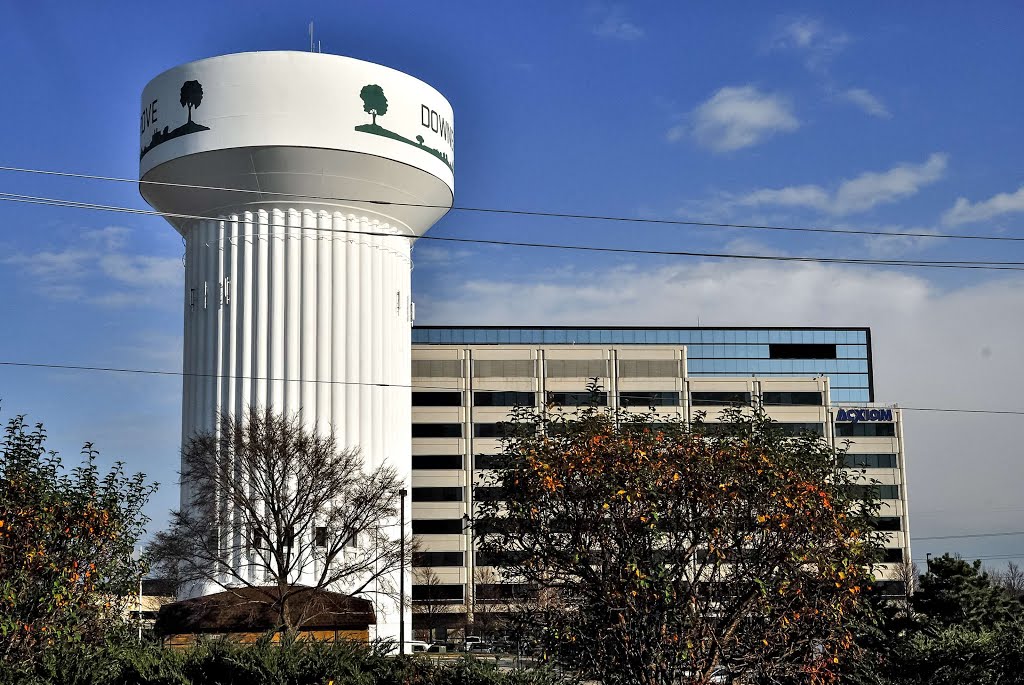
[139, 51, 455, 643]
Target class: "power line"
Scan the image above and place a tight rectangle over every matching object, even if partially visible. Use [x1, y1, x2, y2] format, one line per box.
[4, 190, 1024, 271]
[914, 531, 1024, 541]
[914, 552, 1024, 563]
[1, 163, 1022, 244]
[2, 359, 1023, 418]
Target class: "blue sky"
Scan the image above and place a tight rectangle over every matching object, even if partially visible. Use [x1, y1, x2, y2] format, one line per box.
[2, 2, 1024, 567]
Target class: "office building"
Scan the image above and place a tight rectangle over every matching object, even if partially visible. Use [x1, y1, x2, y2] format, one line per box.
[409, 326, 909, 636]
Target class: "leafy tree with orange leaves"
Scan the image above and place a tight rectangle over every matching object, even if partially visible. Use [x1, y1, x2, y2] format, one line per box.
[474, 387, 885, 685]
[0, 412, 155, 667]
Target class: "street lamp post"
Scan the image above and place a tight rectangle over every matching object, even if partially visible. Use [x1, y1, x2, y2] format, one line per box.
[399, 487, 407, 655]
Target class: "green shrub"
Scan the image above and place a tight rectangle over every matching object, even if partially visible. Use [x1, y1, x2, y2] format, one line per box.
[0, 638, 565, 685]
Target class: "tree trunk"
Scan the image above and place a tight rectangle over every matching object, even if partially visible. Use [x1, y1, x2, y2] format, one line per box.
[187, 105, 193, 124]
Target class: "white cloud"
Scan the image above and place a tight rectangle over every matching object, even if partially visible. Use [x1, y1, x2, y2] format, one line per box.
[839, 88, 891, 119]
[83, 226, 132, 250]
[943, 185, 1024, 226]
[100, 254, 181, 287]
[3, 228, 182, 306]
[412, 244, 475, 267]
[771, 17, 850, 71]
[589, 4, 644, 40]
[676, 86, 800, 152]
[416, 261, 1024, 553]
[734, 153, 948, 215]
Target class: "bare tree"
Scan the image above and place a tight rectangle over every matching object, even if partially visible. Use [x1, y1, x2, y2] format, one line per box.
[893, 560, 920, 606]
[471, 566, 504, 640]
[990, 561, 1024, 599]
[412, 566, 458, 642]
[149, 409, 406, 633]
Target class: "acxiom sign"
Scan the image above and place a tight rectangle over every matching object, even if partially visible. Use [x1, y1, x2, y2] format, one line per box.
[835, 408, 893, 424]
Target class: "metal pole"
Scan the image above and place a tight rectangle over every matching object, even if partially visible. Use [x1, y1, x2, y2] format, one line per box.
[399, 487, 407, 655]
[138, 574, 143, 641]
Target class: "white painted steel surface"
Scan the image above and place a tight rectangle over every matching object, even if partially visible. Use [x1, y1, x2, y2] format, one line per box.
[140, 51, 455, 643]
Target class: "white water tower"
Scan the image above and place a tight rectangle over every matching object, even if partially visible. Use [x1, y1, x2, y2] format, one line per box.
[138, 51, 455, 641]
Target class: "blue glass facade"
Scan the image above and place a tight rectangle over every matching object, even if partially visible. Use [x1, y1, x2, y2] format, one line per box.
[412, 327, 873, 403]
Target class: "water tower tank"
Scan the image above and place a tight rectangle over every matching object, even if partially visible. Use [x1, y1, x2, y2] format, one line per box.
[139, 51, 454, 641]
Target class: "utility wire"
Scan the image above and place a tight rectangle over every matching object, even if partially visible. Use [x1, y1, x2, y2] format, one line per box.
[1, 163, 1022, 244]
[3, 191, 1024, 271]
[914, 531, 1024, 541]
[2, 359, 1023, 418]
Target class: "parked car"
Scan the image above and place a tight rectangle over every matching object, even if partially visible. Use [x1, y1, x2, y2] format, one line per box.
[467, 641, 494, 654]
[407, 640, 430, 653]
[427, 641, 457, 653]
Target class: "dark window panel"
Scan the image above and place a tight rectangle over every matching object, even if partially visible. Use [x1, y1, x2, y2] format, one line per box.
[849, 484, 900, 500]
[476, 583, 535, 601]
[873, 517, 902, 531]
[473, 391, 536, 407]
[844, 453, 898, 469]
[412, 423, 463, 438]
[835, 423, 896, 437]
[476, 550, 531, 566]
[412, 391, 463, 406]
[691, 391, 752, 406]
[315, 526, 327, 547]
[474, 422, 534, 438]
[775, 423, 825, 436]
[412, 519, 464, 535]
[762, 391, 822, 406]
[413, 551, 465, 567]
[769, 343, 837, 359]
[412, 584, 464, 601]
[474, 486, 506, 502]
[412, 487, 463, 502]
[882, 548, 905, 563]
[412, 454, 463, 470]
[546, 391, 608, 406]
[619, 391, 680, 407]
[475, 454, 508, 470]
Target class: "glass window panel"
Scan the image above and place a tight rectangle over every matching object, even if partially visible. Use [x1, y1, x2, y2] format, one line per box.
[411, 487, 464, 502]
[412, 454, 463, 470]
[691, 391, 751, 405]
[412, 423, 463, 438]
[835, 423, 896, 437]
[413, 551, 465, 567]
[620, 391, 680, 407]
[412, 392, 463, 406]
[475, 453, 509, 469]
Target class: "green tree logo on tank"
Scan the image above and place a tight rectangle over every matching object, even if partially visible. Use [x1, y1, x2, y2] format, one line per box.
[140, 80, 211, 160]
[355, 84, 453, 172]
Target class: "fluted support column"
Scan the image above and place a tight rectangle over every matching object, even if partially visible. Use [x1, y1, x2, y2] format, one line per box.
[179, 207, 414, 636]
